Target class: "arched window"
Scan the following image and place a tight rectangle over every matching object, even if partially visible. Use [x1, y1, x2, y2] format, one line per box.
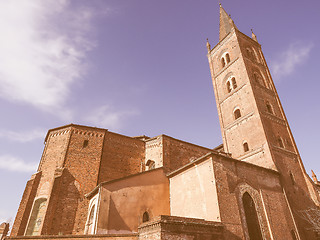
[243, 142, 249, 152]
[146, 160, 155, 170]
[225, 53, 230, 63]
[142, 211, 149, 223]
[226, 77, 237, 93]
[221, 57, 226, 68]
[242, 192, 263, 240]
[277, 137, 284, 148]
[85, 204, 96, 234]
[266, 101, 273, 114]
[227, 81, 232, 93]
[231, 77, 237, 89]
[234, 109, 241, 120]
[25, 198, 47, 236]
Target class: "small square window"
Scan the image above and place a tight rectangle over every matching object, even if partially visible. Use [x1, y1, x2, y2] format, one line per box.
[83, 140, 89, 148]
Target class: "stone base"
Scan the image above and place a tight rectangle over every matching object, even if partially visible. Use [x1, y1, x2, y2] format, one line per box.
[138, 215, 224, 240]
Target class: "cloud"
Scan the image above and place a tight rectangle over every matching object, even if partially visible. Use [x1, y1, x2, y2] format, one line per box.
[0, 129, 45, 143]
[0, 0, 99, 116]
[84, 105, 138, 130]
[271, 42, 313, 81]
[0, 155, 38, 173]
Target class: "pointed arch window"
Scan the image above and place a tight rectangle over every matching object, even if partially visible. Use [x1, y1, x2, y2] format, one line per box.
[234, 108, 241, 120]
[242, 192, 263, 240]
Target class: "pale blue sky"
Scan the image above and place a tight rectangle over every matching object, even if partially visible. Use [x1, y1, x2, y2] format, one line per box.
[0, 0, 319, 224]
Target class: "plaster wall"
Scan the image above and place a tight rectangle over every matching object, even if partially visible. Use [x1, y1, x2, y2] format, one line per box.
[169, 157, 220, 222]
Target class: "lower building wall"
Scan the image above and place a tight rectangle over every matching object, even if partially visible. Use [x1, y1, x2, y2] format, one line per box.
[138, 215, 224, 240]
[5, 234, 138, 240]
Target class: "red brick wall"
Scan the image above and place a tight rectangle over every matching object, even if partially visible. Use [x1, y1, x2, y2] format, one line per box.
[10, 172, 41, 237]
[212, 155, 298, 240]
[162, 135, 211, 173]
[98, 132, 145, 183]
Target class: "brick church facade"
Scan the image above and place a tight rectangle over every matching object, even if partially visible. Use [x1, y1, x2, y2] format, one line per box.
[3, 5, 320, 240]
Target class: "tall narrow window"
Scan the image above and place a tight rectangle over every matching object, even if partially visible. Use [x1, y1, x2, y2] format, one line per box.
[234, 109, 241, 120]
[278, 137, 284, 148]
[266, 101, 273, 114]
[225, 53, 230, 63]
[142, 211, 149, 223]
[290, 172, 295, 185]
[85, 205, 96, 234]
[231, 77, 237, 89]
[221, 57, 226, 68]
[227, 81, 232, 93]
[25, 198, 47, 236]
[243, 142, 249, 152]
[242, 192, 263, 240]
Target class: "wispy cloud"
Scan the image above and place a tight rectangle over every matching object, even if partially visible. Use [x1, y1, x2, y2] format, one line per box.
[0, 129, 45, 142]
[0, 155, 38, 173]
[84, 105, 138, 130]
[0, 0, 101, 117]
[271, 42, 313, 81]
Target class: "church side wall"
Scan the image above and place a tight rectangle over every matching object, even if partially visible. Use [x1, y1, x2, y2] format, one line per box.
[212, 155, 298, 240]
[96, 169, 170, 234]
[98, 132, 145, 184]
[162, 136, 211, 173]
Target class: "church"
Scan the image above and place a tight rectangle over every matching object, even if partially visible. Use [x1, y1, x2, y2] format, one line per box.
[2, 5, 320, 240]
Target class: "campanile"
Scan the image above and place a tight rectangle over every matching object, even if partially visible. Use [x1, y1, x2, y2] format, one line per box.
[207, 5, 319, 239]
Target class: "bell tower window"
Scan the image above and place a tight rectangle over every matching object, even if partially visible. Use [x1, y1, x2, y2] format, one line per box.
[243, 142, 249, 152]
[226, 77, 237, 93]
[225, 53, 230, 63]
[227, 81, 232, 93]
[221, 58, 226, 68]
[234, 108, 241, 120]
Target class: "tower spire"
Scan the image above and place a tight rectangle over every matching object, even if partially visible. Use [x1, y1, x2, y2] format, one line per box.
[219, 4, 237, 41]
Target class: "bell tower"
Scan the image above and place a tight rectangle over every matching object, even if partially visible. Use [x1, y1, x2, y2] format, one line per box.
[207, 5, 320, 239]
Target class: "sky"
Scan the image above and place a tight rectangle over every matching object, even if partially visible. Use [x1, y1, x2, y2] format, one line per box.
[0, 0, 320, 225]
